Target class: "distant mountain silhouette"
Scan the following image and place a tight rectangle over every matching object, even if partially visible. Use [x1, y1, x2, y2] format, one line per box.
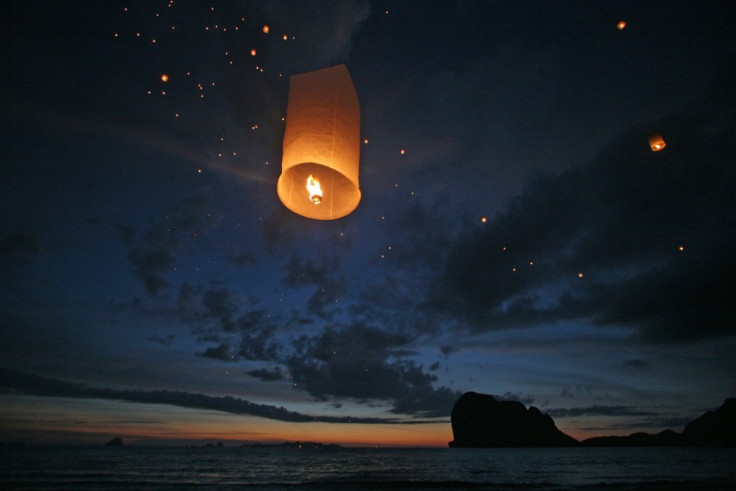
[449, 392, 578, 447]
[104, 437, 123, 447]
[581, 429, 683, 447]
[450, 393, 736, 447]
[582, 398, 736, 447]
[682, 397, 736, 446]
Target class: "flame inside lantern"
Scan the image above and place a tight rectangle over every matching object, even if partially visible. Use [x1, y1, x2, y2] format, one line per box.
[307, 175, 323, 204]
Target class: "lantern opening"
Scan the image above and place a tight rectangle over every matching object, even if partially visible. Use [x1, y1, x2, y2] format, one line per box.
[307, 175, 323, 204]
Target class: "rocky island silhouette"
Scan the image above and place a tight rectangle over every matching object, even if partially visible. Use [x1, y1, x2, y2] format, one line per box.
[449, 392, 736, 447]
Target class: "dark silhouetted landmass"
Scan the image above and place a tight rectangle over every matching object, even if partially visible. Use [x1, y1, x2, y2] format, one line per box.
[581, 398, 736, 447]
[581, 429, 683, 447]
[104, 437, 123, 447]
[449, 392, 578, 447]
[682, 397, 736, 446]
[450, 393, 736, 447]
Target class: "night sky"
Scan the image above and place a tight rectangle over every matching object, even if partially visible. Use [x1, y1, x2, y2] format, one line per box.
[1, 1, 735, 447]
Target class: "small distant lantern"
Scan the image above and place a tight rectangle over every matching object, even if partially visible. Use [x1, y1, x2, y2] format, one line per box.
[262, 25, 270, 33]
[648, 131, 666, 151]
[161, 74, 169, 82]
[616, 20, 626, 30]
[277, 64, 361, 220]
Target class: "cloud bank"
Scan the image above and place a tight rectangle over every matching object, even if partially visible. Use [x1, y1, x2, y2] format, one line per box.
[0, 369, 441, 425]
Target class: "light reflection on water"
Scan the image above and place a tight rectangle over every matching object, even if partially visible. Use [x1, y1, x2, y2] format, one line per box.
[1, 445, 735, 489]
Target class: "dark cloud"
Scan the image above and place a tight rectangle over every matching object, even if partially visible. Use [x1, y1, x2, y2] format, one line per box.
[577, 251, 736, 343]
[281, 255, 348, 319]
[176, 282, 201, 313]
[248, 366, 285, 382]
[237, 314, 280, 361]
[0, 369, 438, 425]
[354, 274, 442, 337]
[497, 392, 536, 406]
[427, 65, 736, 343]
[560, 388, 576, 399]
[149, 334, 175, 346]
[196, 288, 282, 362]
[199, 342, 232, 361]
[202, 289, 238, 332]
[440, 345, 459, 356]
[546, 405, 657, 418]
[118, 195, 212, 296]
[624, 359, 649, 370]
[585, 415, 697, 432]
[286, 322, 460, 418]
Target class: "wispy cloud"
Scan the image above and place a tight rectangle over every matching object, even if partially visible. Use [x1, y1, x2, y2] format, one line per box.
[546, 405, 657, 418]
[0, 369, 443, 425]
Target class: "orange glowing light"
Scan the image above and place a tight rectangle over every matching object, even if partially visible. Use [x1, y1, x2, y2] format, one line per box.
[307, 175, 323, 204]
[263, 25, 270, 33]
[161, 74, 169, 82]
[578, 273, 584, 278]
[617, 20, 626, 30]
[481, 216, 487, 223]
[648, 131, 666, 151]
[250, 49, 257, 56]
[278, 65, 361, 220]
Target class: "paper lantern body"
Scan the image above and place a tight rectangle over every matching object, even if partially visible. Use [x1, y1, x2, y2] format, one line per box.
[648, 131, 666, 151]
[278, 64, 361, 220]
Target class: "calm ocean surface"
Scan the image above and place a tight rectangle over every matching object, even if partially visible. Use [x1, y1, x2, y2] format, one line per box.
[1, 445, 735, 489]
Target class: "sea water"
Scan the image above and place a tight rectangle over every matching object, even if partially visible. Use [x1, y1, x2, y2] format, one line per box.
[1, 445, 735, 489]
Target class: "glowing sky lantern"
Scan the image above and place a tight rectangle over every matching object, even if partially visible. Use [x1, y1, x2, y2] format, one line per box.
[648, 131, 666, 151]
[160, 74, 169, 82]
[277, 64, 361, 220]
[617, 20, 627, 30]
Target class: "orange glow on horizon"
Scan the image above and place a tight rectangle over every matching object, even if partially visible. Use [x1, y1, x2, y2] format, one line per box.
[0, 394, 452, 447]
[2, 394, 659, 447]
